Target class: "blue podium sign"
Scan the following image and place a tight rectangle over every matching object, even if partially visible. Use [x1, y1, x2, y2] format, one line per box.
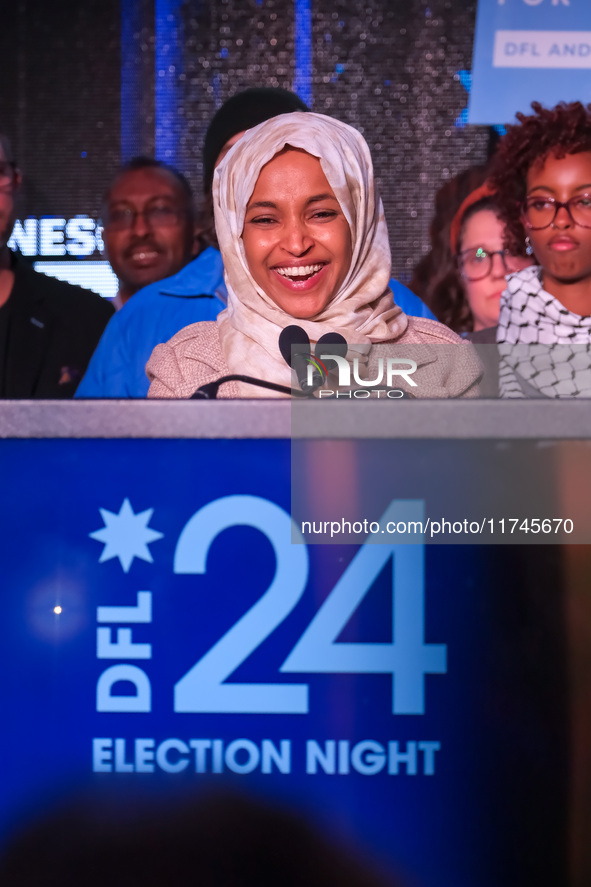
[469, 0, 591, 125]
[0, 408, 570, 887]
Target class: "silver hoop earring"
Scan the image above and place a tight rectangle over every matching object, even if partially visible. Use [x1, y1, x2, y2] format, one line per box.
[525, 236, 534, 256]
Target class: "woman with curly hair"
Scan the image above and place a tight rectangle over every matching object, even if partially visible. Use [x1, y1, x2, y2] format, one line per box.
[489, 100, 591, 396]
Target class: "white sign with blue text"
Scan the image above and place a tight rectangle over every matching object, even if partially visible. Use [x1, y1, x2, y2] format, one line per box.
[469, 0, 591, 125]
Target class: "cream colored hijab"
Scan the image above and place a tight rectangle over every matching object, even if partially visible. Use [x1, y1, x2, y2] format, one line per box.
[213, 111, 407, 393]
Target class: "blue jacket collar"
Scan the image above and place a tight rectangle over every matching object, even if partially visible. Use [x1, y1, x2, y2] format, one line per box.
[158, 247, 227, 302]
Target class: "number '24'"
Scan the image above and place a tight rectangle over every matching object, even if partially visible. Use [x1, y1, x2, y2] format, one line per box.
[173, 496, 446, 716]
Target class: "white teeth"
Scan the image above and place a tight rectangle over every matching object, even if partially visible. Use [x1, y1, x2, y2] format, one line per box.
[276, 264, 323, 278]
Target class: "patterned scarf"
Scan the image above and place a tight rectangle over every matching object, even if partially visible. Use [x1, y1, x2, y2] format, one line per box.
[212, 112, 408, 396]
[496, 265, 591, 398]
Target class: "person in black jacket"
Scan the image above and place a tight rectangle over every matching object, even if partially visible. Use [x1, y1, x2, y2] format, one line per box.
[0, 133, 114, 398]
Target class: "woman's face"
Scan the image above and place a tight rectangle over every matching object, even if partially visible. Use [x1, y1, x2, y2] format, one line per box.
[525, 151, 591, 290]
[459, 209, 531, 331]
[242, 149, 352, 318]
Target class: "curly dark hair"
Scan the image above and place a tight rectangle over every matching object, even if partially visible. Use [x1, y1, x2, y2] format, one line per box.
[489, 101, 591, 256]
[425, 195, 502, 334]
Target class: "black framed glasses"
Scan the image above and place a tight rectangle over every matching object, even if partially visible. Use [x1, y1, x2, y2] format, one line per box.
[103, 204, 186, 231]
[457, 247, 526, 282]
[0, 161, 16, 187]
[522, 195, 591, 230]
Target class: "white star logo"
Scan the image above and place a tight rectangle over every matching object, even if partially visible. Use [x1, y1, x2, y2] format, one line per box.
[89, 498, 164, 573]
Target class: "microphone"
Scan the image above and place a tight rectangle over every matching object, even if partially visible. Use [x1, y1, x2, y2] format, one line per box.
[191, 374, 306, 399]
[315, 332, 347, 374]
[278, 325, 320, 395]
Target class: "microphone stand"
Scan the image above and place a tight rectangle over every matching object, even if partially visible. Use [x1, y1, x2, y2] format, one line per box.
[191, 374, 311, 399]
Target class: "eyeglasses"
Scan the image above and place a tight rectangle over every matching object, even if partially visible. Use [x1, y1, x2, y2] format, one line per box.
[0, 161, 16, 187]
[457, 247, 525, 282]
[522, 195, 591, 230]
[103, 204, 186, 231]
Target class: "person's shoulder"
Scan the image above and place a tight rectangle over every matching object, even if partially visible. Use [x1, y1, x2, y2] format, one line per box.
[108, 276, 166, 336]
[18, 262, 114, 321]
[163, 319, 220, 352]
[401, 316, 463, 344]
[148, 320, 222, 373]
[146, 321, 223, 398]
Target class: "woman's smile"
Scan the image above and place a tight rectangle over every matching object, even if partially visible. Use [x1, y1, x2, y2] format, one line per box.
[272, 261, 329, 289]
[242, 148, 352, 318]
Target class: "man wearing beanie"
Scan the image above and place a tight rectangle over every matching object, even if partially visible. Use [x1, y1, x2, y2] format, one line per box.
[76, 87, 434, 398]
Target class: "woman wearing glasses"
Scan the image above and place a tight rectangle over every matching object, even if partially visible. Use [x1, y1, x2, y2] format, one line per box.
[428, 183, 532, 335]
[489, 101, 591, 397]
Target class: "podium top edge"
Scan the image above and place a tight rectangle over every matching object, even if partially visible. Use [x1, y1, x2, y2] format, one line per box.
[0, 399, 590, 440]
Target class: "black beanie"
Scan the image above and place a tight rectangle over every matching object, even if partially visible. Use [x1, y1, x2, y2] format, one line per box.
[202, 87, 309, 194]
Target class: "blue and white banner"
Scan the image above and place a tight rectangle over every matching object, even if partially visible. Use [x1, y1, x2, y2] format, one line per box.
[469, 0, 591, 125]
[0, 438, 567, 886]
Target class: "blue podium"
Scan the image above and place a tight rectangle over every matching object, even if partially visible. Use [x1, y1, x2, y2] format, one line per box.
[0, 399, 585, 887]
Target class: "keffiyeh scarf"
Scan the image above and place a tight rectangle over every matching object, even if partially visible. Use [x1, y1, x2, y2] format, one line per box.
[497, 265, 591, 398]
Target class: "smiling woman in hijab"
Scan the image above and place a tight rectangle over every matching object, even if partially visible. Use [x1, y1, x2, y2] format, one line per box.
[146, 112, 481, 398]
